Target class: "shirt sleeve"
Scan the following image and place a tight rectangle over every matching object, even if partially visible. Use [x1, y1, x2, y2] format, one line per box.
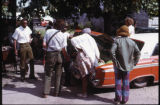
[90, 36, 100, 59]
[62, 33, 68, 47]
[43, 33, 47, 43]
[28, 27, 32, 35]
[12, 29, 19, 40]
[71, 37, 81, 49]
[111, 40, 118, 66]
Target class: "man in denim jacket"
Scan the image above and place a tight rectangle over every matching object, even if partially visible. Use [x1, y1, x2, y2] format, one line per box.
[111, 25, 140, 104]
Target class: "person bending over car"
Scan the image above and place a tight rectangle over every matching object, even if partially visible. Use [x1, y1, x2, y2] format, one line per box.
[71, 28, 103, 98]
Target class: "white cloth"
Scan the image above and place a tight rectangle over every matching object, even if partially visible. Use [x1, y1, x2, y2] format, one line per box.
[76, 51, 92, 78]
[63, 32, 72, 51]
[43, 29, 66, 51]
[71, 33, 100, 67]
[128, 25, 135, 37]
[12, 26, 32, 43]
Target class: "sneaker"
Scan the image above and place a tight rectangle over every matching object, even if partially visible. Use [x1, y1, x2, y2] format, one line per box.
[53, 92, 59, 97]
[113, 98, 120, 104]
[77, 93, 88, 98]
[120, 101, 127, 104]
[20, 76, 25, 82]
[29, 76, 37, 80]
[42, 94, 48, 98]
[91, 79, 100, 86]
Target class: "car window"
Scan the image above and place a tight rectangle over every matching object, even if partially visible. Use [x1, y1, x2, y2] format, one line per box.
[152, 43, 159, 56]
[135, 27, 158, 33]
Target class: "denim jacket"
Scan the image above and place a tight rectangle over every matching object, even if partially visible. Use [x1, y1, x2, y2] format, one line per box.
[111, 36, 141, 72]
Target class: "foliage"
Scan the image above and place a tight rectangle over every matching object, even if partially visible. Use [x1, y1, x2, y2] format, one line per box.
[17, 0, 158, 22]
[103, 0, 159, 19]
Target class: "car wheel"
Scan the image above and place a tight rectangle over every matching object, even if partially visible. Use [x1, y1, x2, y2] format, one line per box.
[132, 77, 148, 88]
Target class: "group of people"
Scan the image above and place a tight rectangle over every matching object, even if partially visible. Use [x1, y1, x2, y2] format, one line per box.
[11, 17, 140, 104]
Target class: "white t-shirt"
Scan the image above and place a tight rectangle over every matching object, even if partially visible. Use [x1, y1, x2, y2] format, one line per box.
[12, 26, 32, 43]
[128, 25, 135, 37]
[71, 33, 100, 67]
[43, 29, 66, 51]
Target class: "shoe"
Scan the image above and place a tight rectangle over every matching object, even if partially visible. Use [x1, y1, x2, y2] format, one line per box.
[53, 92, 59, 97]
[21, 77, 25, 82]
[91, 79, 100, 86]
[120, 101, 127, 104]
[113, 98, 120, 104]
[29, 76, 37, 80]
[42, 94, 48, 98]
[77, 93, 88, 98]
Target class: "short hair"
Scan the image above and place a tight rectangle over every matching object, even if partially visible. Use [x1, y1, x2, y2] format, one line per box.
[21, 18, 27, 22]
[125, 17, 134, 26]
[21, 18, 27, 24]
[54, 19, 66, 31]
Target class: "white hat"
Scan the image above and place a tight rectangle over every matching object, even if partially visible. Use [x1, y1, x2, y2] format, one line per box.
[82, 28, 91, 34]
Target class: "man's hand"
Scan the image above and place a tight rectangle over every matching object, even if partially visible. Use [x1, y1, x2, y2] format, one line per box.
[15, 50, 18, 56]
[98, 59, 104, 63]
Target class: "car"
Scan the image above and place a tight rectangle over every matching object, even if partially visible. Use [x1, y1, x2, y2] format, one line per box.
[72, 29, 159, 88]
[93, 31, 158, 88]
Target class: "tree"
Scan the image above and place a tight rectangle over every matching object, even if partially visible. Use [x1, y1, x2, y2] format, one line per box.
[18, 0, 158, 34]
[18, 0, 158, 20]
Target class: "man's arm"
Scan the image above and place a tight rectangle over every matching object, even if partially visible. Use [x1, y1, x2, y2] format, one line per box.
[110, 41, 118, 66]
[14, 39, 18, 55]
[43, 41, 47, 49]
[134, 43, 141, 66]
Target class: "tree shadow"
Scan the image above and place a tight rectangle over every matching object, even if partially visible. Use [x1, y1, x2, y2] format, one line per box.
[58, 85, 116, 104]
[3, 72, 45, 98]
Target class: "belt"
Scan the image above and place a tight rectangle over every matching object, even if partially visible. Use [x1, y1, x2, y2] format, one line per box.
[47, 51, 60, 53]
[20, 43, 30, 45]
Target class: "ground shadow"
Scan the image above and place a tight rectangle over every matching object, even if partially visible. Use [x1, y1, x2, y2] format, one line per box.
[3, 71, 117, 104]
[3, 72, 45, 98]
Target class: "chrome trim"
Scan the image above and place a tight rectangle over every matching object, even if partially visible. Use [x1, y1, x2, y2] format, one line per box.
[134, 63, 158, 69]
[95, 84, 115, 88]
[101, 63, 158, 73]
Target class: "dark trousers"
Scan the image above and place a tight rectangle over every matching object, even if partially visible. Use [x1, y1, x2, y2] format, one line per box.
[19, 43, 35, 78]
[44, 51, 62, 95]
[114, 67, 130, 103]
[62, 60, 71, 85]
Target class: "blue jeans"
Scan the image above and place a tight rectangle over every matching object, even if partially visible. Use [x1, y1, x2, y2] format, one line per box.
[114, 66, 130, 102]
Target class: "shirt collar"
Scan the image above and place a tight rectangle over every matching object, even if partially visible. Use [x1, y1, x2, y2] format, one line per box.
[20, 26, 27, 30]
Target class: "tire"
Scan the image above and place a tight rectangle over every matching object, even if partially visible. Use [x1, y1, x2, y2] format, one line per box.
[132, 77, 148, 88]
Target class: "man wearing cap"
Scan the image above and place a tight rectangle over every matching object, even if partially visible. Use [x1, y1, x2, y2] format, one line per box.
[12, 19, 37, 82]
[111, 25, 140, 104]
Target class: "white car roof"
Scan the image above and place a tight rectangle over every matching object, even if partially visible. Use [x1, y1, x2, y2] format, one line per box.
[130, 33, 158, 59]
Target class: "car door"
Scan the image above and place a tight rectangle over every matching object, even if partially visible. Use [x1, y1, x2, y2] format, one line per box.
[150, 43, 159, 82]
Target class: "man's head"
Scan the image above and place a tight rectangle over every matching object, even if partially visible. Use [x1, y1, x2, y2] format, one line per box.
[116, 25, 130, 37]
[21, 19, 28, 28]
[125, 17, 134, 26]
[54, 19, 66, 32]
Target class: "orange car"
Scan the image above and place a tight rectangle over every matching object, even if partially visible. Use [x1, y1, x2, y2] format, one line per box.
[73, 29, 159, 88]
